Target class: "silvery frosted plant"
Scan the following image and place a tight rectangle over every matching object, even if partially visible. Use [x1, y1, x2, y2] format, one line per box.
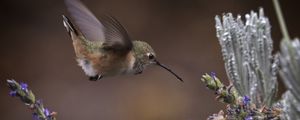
[277, 26, 300, 120]
[277, 12, 300, 120]
[201, 8, 283, 120]
[273, 0, 300, 119]
[281, 87, 300, 120]
[202, 73, 281, 120]
[277, 38, 300, 120]
[201, 8, 282, 120]
[202, 0, 300, 119]
[215, 8, 279, 107]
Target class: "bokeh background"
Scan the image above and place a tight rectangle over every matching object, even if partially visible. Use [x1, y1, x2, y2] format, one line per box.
[0, 0, 299, 120]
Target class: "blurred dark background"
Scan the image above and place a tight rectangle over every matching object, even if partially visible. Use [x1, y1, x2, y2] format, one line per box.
[0, 0, 299, 120]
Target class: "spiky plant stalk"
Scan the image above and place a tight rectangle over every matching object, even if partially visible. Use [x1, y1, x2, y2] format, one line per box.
[272, 0, 300, 119]
[202, 7, 283, 120]
[215, 8, 279, 108]
[7, 80, 57, 120]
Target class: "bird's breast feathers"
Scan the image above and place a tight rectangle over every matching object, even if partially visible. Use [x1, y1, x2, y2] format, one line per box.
[77, 59, 97, 76]
[77, 51, 136, 77]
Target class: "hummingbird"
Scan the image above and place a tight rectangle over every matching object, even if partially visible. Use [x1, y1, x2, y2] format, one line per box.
[62, 0, 183, 82]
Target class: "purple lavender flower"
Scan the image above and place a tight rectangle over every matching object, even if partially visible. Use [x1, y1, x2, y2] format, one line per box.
[20, 82, 28, 91]
[245, 115, 253, 120]
[6, 80, 57, 120]
[32, 113, 40, 120]
[243, 96, 251, 105]
[36, 99, 42, 105]
[210, 72, 216, 80]
[44, 108, 50, 117]
[9, 91, 17, 97]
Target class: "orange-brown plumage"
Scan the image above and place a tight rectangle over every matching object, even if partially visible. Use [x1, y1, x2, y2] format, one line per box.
[62, 0, 183, 82]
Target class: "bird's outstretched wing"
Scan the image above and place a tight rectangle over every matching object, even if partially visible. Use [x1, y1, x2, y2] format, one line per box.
[64, 0, 133, 53]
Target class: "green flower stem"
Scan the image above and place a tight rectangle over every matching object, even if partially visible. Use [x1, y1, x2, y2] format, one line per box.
[201, 73, 238, 104]
[7, 80, 57, 120]
[273, 0, 290, 41]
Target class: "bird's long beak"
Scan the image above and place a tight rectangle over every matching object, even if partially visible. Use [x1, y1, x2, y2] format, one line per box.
[154, 60, 184, 82]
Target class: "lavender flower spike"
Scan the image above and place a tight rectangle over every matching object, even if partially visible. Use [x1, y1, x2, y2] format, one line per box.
[215, 8, 279, 107]
[20, 82, 28, 91]
[6, 79, 57, 120]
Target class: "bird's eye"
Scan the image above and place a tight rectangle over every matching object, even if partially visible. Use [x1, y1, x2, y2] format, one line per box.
[147, 53, 154, 60]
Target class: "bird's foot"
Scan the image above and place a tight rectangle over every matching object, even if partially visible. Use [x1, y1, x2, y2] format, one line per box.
[134, 71, 143, 75]
[89, 75, 103, 81]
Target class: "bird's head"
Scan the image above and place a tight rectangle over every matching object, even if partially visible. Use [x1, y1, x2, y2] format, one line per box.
[132, 41, 183, 82]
